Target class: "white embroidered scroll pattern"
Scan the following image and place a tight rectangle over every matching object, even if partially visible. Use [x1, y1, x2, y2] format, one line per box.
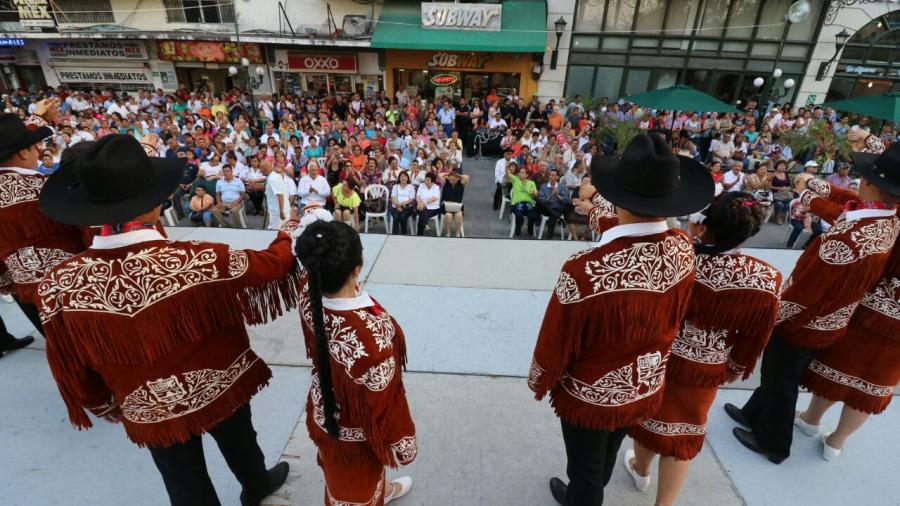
[121, 349, 257, 423]
[528, 358, 546, 391]
[227, 249, 249, 277]
[775, 301, 806, 325]
[0, 172, 43, 208]
[584, 235, 693, 295]
[694, 254, 779, 293]
[309, 372, 366, 442]
[560, 351, 668, 406]
[391, 436, 418, 464]
[808, 360, 894, 397]
[671, 321, 731, 365]
[555, 271, 581, 304]
[860, 276, 899, 320]
[354, 357, 396, 392]
[354, 309, 395, 351]
[640, 419, 707, 437]
[803, 302, 859, 331]
[325, 314, 368, 373]
[5, 246, 72, 284]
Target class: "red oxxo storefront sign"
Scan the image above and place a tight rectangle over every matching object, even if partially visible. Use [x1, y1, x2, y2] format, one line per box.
[286, 53, 358, 72]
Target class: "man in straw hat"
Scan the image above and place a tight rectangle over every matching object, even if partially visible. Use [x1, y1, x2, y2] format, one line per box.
[37, 134, 303, 506]
[725, 143, 900, 464]
[528, 133, 714, 505]
[0, 97, 89, 356]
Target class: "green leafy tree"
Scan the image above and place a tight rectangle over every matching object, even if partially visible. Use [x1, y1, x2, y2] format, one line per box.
[778, 120, 851, 165]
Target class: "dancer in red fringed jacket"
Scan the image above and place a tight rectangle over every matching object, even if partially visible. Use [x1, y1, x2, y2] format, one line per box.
[624, 192, 781, 505]
[792, 146, 900, 461]
[529, 133, 713, 506]
[295, 220, 417, 506]
[37, 134, 300, 506]
[725, 144, 900, 464]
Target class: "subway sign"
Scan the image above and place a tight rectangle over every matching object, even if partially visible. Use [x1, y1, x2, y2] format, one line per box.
[430, 73, 458, 86]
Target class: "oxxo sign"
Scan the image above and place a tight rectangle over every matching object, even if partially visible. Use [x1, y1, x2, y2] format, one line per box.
[284, 52, 358, 73]
[422, 2, 502, 31]
[426, 52, 493, 69]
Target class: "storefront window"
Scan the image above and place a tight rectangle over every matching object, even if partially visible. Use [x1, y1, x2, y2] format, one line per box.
[713, 72, 741, 103]
[664, 0, 700, 37]
[306, 74, 328, 96]
[756, 0, 790, 40]
[593, 67, 624, 100]
[786, 0, 822, 41]
[725, 0, 760, 38]
[634, 0, 666, 32]
[565, 66, 594, 99]
[655, 69, 678, 89]
[333, 75, 354, 94]
[575, 0, 606, 32]
[624, 69, 651, 96]
[606, 0, 637, 32]
[698, 0, 730, 38]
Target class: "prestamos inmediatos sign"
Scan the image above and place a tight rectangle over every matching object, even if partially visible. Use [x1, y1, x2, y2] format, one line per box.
[55, 67, 153, 84]
[421, 2, 501, 31]
[47, 41, 148, 60]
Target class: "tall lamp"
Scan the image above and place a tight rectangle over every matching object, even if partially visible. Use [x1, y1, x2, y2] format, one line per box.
[550, 16, 567, 70]
[229, 57, 266, 118]
[816, 29, 852, 81]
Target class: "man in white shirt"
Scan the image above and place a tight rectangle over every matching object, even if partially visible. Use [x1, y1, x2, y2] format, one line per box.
[494, 148, 513, 210]
[298, 164, 330, 207]
[395, 88, 409, 107]
[263, 161, 288, 230]
[257, 94, 275, 122]
[489, 112, 508, 130]
[709, 133, 735, 162]
[722, 162, 744, 192]
[212, 165, 246, 228]
[259, 124, 280, 145]
[415, 173, 442, 236]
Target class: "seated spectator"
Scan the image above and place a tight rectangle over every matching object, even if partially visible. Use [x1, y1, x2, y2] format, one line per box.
[390, 171, 416, 235]
[441, 170, 466, 237]
[722, 162, 744, 192]
[508, 165, 539, 238]
[332, 178, 362, 230]
[745, 162, 773, 213]
[825, 163, 853, 189]
[536, 169, 570, 239]
[770, 160, 792, 224]
[37, 152, 59, 175]
[244, 157, 267, 215]
[709, 132, 735, 162]
[566, 174, 593, 241]
[212, 164, 246, 228]
[415, 172, 442, 235]
[188, 186, 214, 227]
[382, 156, 402, 187]
[298, 162, 330, 208]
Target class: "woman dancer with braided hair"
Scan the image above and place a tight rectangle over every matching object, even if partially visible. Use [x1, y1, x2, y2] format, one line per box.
[295, 220, 417, 506]
[623, 192, 782, 506]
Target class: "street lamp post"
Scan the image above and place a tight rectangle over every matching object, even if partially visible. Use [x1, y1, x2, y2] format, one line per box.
[816, 29, 852, 81]
[229, 58, 266, 119]
[549, 16, 567, 70]
[754, 1, 811, 126]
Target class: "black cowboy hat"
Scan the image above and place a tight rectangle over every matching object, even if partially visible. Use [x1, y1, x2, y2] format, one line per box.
[40, 134, 184, 226]
[0, 113, 53, 160]
[592, 133, 714, 217]
[851, 143, 900, 198]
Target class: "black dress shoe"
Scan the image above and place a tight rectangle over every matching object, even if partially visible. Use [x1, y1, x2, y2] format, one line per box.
[0, 334, 34, 353]
[240, 461, 290, 506]
[549, 477, 568, 506]
[732, 427, 785, 464]
[724, 403, 750, 428]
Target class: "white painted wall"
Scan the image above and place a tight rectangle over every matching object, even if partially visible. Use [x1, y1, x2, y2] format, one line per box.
[538, 0, 576, 102]
[795, 3, 899, 106]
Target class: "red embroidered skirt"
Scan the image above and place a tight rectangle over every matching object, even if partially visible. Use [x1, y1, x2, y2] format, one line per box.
[802, 326, 899, 415]
[318, 449, 385, 506]
[628, 380, 718, 461]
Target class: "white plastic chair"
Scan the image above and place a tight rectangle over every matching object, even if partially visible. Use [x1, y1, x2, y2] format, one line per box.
[498, 196, 511, 219]
[163, 206, 178, 227]
[537, 215, 568, 240]
[237, 205, 248, 229]
[509, 213, 537, 238]
[363, 185, 389, 234]
[416, 213, 442, 237]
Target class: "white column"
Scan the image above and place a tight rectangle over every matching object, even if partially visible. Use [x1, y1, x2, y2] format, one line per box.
[538, 0, 577, 102]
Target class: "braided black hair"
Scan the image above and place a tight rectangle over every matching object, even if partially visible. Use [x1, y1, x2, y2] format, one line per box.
[695, 191, 764, 255]
[294, 220, 363, 439]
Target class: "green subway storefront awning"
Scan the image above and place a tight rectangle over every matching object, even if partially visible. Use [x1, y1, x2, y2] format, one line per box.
[371, 0, 547, 53]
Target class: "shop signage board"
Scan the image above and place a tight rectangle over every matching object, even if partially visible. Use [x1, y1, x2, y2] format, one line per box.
[0, 39, 26, 47]
[421, 2, 502, 31]
[0, 49, 16, 63]
[156, 41, 265, 64]
[13, 0, 56, 28]
[426, 52, 493, 69]
[47, 41, 147, 60]
[843, 65, 880, 75]
[430, 73, 459, 86]
[285, 53, 357, 72]
[806, 94, 817, 106]
[54, 67, 153, 84]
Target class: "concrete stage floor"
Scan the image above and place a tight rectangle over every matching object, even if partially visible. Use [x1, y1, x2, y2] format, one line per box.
[1, 228, 896, 506]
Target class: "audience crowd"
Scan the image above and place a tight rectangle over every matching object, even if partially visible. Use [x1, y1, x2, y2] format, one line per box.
[2, 84, 896, 246]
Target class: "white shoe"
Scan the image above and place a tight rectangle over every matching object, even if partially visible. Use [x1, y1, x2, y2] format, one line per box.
[793, 412, 822, 437]
[384, 476, 413, 504]
[622, 449, 651, 492]
[821, 432, 842, 461]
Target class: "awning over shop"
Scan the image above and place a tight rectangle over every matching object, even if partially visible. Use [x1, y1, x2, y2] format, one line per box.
[371, 0, 547, 53]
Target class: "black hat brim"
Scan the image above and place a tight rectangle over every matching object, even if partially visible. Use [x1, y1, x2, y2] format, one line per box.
[40, 156, 185, 226]
[592, 155, 714, 217]
[851, 151, 900, 198]
[0, 126, 53, 159]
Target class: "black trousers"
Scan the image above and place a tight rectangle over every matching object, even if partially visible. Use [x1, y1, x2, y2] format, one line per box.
[560, 419, 629, 506]
[740, 333, 815, 461]
[13, 295, 42, 335]
[148, 404, 269, 506]
[0, 314, 13, 343]
[493, 182, 503, 210]
[537, 201, 564, 239]
[390, 206, 415, 234]
[416, 208, 441, 236]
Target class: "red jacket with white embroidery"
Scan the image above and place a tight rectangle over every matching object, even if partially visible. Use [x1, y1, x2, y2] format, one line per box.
[589, 192, 619, 234]
[667, 252, 782, 387]
[0, 117, 92, 304]
[529, 228, 695, 430]
[299, 281, 417, 468]
[776, 179, 899, 349]
[37, 229, 302, 448]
